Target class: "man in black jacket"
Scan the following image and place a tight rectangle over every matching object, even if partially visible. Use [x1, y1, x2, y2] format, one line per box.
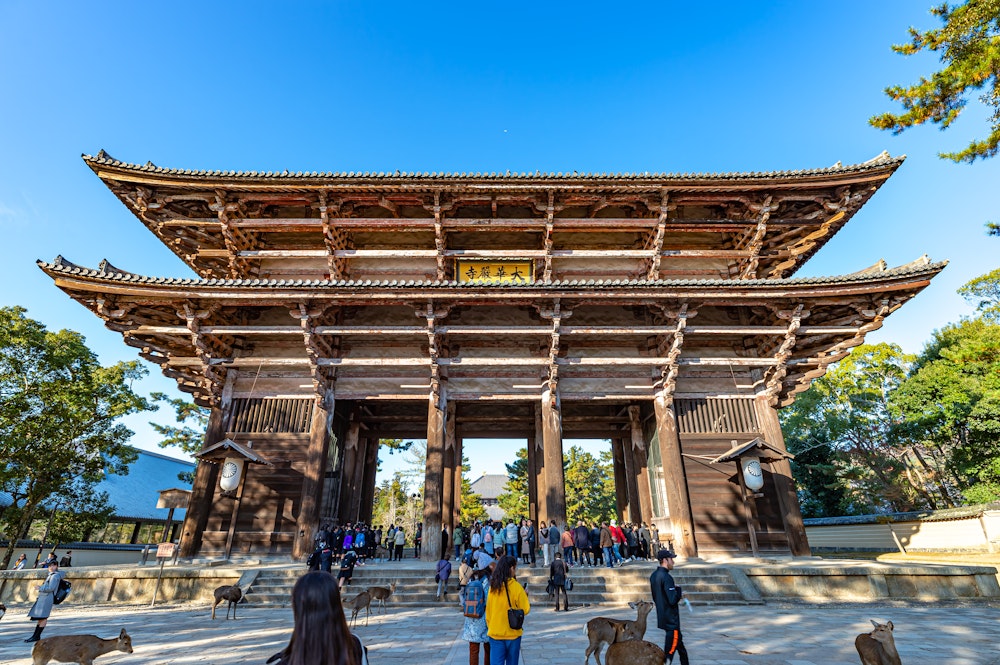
[649, 548, 688, 664]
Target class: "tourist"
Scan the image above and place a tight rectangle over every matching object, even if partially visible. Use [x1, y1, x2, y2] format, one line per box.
[486, 555, 530, 665]
[526, 520, 536, 566]
[548, 520, 561, 566]
[473, 545, 495, 574]
[609, 520, 626, 564]
[519, 520, 531, 565]
[600, 522, 617, 568]
[483, 521, 495, 557]
[573, 521, 591, 566]
[504, 520, 519, 558]
[13, 553, 27, 570]
[338, 549, 358, 589]
[560, 526, 575, 566]
[393, 526, 406, 561]
[540, 522, 551, 566]
[650, 549, 688, 665]
[40, 551, 58, 568]
[458, 554, 473, 607]
[24, 560, 64, 642]
[639, 523, 652, 560]
[435, 555, 452, 601]
[650, 523, 660, 550]
[549, 550, 570, 611]
[267, 570, 367, 665]
[461, 570, 490, 665]
[589, 522, 603, 567]
[414, 522, 422, 558]
[471, 523, 482, 550]
[625, 525, 638, 561]
[454, 524, 465, 560]
[59, 551, 73, 567]
[441, 525, 450, 560]
[494, 520, 506, 557]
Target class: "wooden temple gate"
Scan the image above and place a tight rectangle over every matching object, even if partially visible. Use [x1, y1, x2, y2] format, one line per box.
[41, 151, 945, 560]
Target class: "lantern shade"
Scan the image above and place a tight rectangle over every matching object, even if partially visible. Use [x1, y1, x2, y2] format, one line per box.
[219, 457, 244, 491]
[741, 456, 765, 491]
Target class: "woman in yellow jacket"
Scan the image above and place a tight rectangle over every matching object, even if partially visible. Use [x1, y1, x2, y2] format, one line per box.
[485, 555, 530, 665]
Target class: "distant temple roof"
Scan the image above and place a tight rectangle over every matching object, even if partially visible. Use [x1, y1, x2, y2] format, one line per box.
[470, 474, 509, 501]
[1, 448, 194, 523]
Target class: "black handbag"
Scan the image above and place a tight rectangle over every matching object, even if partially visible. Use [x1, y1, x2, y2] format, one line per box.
[564, 578, 574, 591]
[504, 581, 525, 630]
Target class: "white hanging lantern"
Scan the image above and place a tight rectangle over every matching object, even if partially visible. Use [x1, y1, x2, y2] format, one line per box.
[219, 457, 244, 491]
[740, 456, 764, 491]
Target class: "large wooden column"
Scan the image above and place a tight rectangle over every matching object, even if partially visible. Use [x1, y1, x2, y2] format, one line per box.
[349, 438, 370, 522]
[755, 395, 811, 556]
[293, 393, 334, 558]
[526, 431, 539, 526]
[653, 394, 697, 557]
[422, 392, 446, 561]
[179, 374, 233, 557]
[452, 434, 463, 533]
[630, 405, 654, 524]
[359, 437, 379, 524]
[532, 405, 548, 525]
[337, 412, 362, 524]
[621, 433, 643, 524]
[541, 386, 567, 527]
[610, 438, 629, 521]
[442, 402, 456, 539]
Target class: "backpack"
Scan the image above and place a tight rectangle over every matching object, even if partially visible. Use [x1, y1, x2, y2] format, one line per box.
[463, 579, 486, 618]
[53, 578, 71, 605]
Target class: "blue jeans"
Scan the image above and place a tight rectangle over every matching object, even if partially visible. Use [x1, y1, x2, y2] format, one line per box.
[603, 546, 617, 567]
[489, 636, 522, 665]
[506, 544, 517, 558]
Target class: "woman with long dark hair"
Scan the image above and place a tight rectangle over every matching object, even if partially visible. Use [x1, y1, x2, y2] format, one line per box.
[485, 555, 530, 665]
[268, 571, 367, 665]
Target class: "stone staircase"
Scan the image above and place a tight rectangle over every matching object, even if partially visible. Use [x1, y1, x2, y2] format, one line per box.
[243, 561, 755, 608]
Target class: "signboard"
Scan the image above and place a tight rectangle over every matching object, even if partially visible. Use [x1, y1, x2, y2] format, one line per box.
[456, 259, 534, 284]
[156, 542, 176, 559]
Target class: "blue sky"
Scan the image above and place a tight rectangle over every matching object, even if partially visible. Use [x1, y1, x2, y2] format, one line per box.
[2, 2, 997, 483]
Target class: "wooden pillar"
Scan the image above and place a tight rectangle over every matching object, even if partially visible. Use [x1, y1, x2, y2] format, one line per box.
[359, 438, 379, 524]
[610, 438, 628, 521]
[541, 386, 566, 527]
[526, 431, 539, 527]
[621, 434, 642, 524]
[533, 405, 547, 525]
[179, 378, 231, 557]
[755, 396, 810, 556]
[653, 394, 697, 557]
[442, 402, 457, 537]
[422, 392, 446, 561]
[349, 438, 370, 522]
[630, 405, 654, 525]
[452, 435, 463, 531]
[337, 413, 361, 524]
[293, 394, 333, 558]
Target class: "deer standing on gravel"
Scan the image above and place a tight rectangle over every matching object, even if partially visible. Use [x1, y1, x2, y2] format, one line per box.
[345, 590, 372, 627]
[584, 600, 654, 665]
[856, 620, 901, 665]
[605, 639, 665, 665]
[31, 628, 133, 665]
[211, 584, 243, 620]
[367, 581, 397, 614]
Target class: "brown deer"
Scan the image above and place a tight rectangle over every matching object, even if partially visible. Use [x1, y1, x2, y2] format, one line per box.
[605, 639, 666, 665]
[856, 619, 901, 665]
[345, 590, 372, 627]
[366, 581, 397, 614]
[211, 584, 243, 620]
[32, 628, 133, 665]
[584, 600, 653, 665]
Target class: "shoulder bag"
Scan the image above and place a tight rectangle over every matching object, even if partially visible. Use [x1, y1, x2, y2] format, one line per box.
[504, 580, 525, 630]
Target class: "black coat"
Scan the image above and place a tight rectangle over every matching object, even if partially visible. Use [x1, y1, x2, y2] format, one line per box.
[649, 566, 682, 631]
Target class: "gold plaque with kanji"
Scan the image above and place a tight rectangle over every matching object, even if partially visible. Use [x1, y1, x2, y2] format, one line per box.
[456, 259, 534, 284]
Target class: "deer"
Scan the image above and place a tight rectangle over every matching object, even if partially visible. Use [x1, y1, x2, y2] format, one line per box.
[345, 589, 372, 627]
[856, 619, 901, 665]
[32, 628, 133, 665]
[584, 600, 654, 665]
[605, 639, 666, 665]
[211, 584, 243, 620]
[366, 581, 397, 614]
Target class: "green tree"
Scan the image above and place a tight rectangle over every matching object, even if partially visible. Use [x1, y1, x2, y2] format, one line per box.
[497, 447, 529, 519]
[0, 307, 150, 568]
[870, 0, 1000, 163]
[893, 316, 1000, 503]
[958, 266, 1000, 322]
[778, 343, 936, 514]
[371, 471, 412, 533]
[149, 392, 208, 483]
[565, 446, 617, 525]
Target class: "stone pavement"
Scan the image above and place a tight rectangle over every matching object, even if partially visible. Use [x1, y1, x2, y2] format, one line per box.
[1, 597, 998, 664]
